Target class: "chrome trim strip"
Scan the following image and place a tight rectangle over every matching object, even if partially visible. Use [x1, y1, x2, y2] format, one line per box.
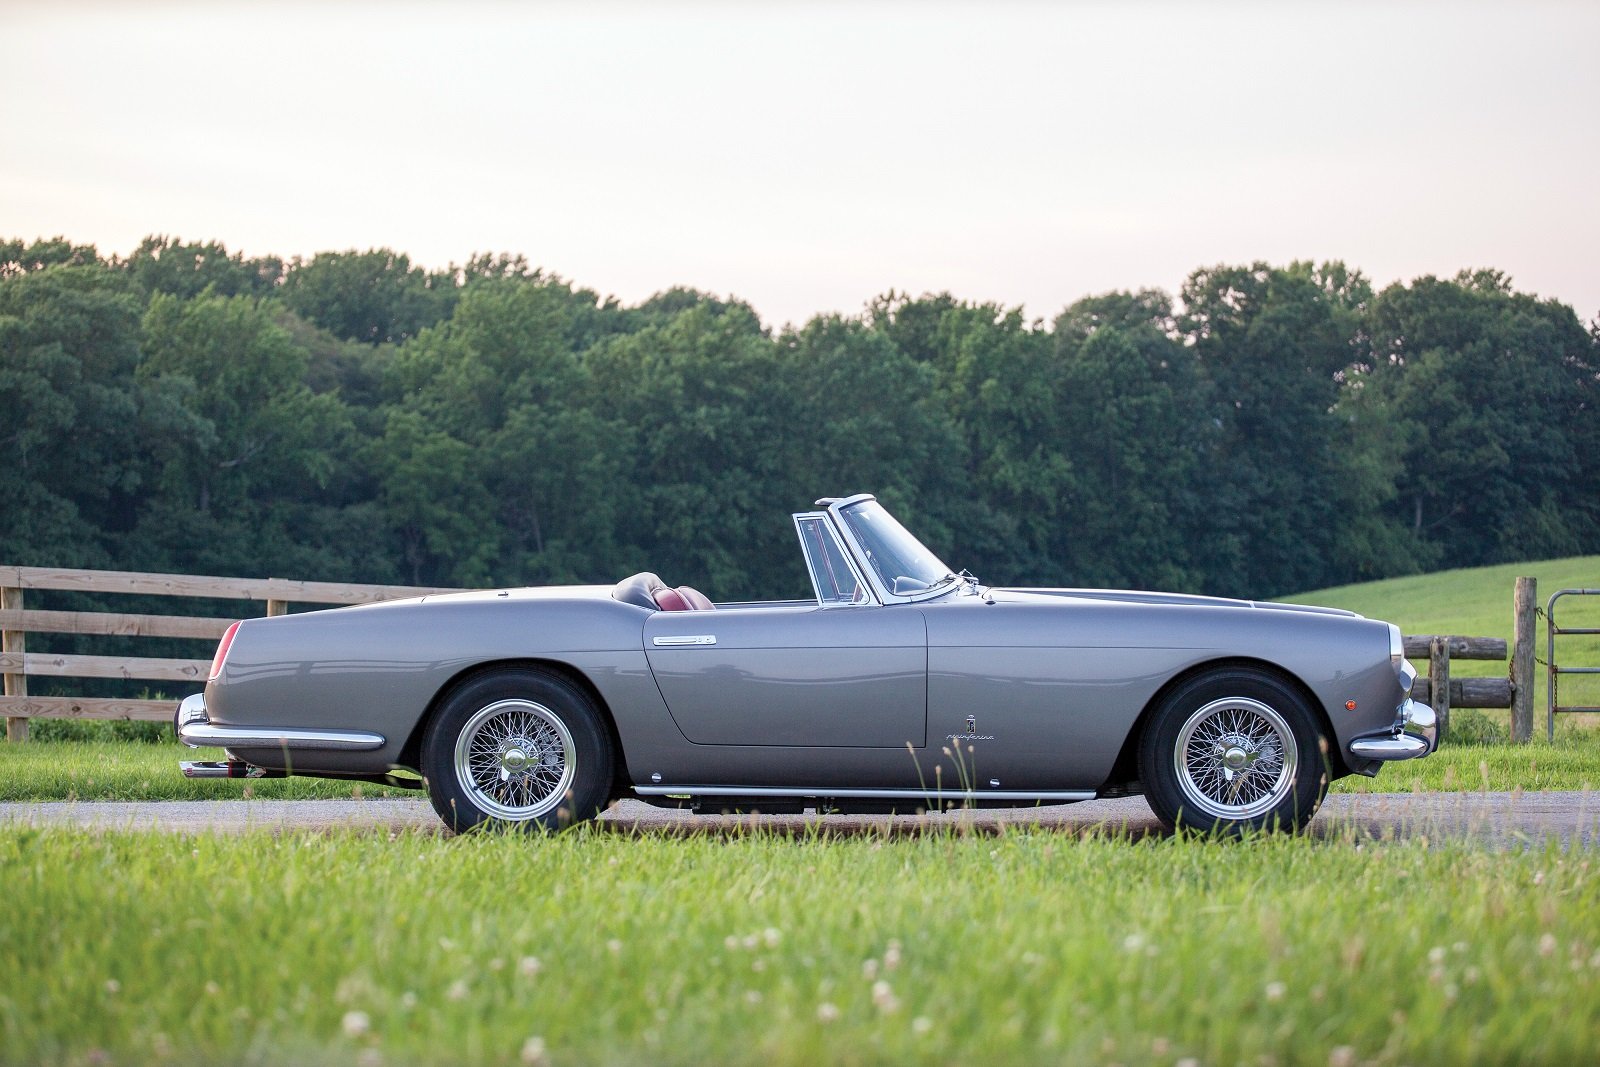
[178, 719, 386, 752]
[634, 785, 1097, 802]
[652, 635, 717, 646]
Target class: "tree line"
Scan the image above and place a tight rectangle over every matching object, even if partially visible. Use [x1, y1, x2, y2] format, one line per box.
[3, 235, 1596, 602]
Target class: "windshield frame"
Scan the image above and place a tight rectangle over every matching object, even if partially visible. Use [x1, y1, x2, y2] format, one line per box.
[825, 495, 961, 605]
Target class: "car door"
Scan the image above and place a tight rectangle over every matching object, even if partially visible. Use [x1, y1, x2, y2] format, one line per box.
[643, 603, 927, 748]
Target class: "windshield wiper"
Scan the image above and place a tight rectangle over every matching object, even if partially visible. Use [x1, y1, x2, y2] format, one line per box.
[934, 570, 981, 594]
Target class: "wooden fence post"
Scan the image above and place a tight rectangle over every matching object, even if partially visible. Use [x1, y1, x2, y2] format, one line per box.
[2, 586, 27, 742]
[1510, 576, 1536, 743]
[1429, 636, 1451, 744]
[266, 599, 288, 618]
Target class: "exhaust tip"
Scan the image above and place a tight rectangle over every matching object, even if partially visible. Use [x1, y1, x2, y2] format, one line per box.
[180, 760, 283, 780]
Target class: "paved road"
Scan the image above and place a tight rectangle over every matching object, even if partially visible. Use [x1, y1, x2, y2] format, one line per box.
[2, 792, 1596, 847]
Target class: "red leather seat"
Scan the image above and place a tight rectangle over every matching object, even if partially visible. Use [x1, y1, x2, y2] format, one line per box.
[676, 586, 714, 610]
[653, 584, 714, 611]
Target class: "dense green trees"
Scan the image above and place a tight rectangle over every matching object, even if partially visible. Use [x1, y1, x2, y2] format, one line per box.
[1, 236, 1596, 598]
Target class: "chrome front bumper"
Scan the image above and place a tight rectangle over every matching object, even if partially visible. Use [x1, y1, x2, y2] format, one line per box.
[1348, 698, 1438, 761]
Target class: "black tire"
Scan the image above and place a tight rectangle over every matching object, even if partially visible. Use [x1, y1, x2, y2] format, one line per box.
[1138, 667, 1330, 834]
[421, 668, 613, 833]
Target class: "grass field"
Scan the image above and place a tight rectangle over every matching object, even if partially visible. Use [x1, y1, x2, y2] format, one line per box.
[4, 827, 1599, 1067]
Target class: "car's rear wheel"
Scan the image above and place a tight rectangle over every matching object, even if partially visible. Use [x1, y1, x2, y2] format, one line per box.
[422, 668, 613, 832]
[1138, 667, 1329, 834]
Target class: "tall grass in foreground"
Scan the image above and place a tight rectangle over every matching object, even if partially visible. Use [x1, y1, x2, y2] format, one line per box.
[3, 827, 1598, 1066]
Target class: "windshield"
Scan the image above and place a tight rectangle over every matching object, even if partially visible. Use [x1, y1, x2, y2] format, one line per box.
[837, 500, 953, 595]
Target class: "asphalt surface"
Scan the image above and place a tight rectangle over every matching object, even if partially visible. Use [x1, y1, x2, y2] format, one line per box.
[2, 792, 1596, 847]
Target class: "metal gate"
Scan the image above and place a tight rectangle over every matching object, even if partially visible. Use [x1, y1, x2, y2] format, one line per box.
[1547, 588, 1600, 739]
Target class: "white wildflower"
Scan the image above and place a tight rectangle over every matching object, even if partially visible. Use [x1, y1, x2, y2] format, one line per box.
[872, 980, 899, 1014]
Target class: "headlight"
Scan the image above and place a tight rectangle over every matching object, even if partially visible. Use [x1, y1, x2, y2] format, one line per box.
[1387, 623, 1415, 688]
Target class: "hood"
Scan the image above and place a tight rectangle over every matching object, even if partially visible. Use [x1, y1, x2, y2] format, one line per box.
[992, 587, 1360, 618]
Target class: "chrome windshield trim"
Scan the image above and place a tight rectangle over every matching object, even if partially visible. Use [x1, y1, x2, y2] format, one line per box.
[634, 785, 1097, 802]
[825, 496, 960, 606]
[178, 720, 387, 752]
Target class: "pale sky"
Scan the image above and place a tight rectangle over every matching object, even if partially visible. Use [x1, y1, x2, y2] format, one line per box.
[4, 1, 1597, 328]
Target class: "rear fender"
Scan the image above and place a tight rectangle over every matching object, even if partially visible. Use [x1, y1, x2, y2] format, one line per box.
[397, 658, 631, 800]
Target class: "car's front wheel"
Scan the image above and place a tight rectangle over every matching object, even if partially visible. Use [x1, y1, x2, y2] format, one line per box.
[1138, 667, 1330, 834]
[421, 668, 613, 832]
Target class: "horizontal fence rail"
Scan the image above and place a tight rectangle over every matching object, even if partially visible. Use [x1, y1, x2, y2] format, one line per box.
[1, 566, 461, 741]
[1401, 635, 1507, 660]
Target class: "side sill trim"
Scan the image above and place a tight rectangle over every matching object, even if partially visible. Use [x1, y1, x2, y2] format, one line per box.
[633, 785, 1096, 803]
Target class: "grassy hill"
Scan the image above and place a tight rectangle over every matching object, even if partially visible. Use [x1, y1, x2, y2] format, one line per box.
[1280, 555, 1600, 737]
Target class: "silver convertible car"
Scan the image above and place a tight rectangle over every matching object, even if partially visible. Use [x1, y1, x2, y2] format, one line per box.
[176, 494, 1436, 833]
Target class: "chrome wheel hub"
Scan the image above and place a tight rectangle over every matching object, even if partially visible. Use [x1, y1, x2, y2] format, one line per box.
[454, 699, 576, 820]
[1174, 697, 1298, 820]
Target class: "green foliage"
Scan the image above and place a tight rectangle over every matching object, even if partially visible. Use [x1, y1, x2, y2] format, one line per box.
[0, 260, 148, 565]
[280, 248, 458, 344]
[123, 235, 283, 299]
[2, 235, 1597, 600]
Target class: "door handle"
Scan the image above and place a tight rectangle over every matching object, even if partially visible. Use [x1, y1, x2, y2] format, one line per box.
[652, 635, 717, 646]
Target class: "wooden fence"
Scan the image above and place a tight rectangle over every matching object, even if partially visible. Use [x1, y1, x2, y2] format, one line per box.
[1403, 577, 1540, 743]
[0, 566, 1544, 745]
[0, 565, 458, 742]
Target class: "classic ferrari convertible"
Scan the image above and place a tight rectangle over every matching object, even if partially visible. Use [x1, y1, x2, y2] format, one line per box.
[176, 494, 1435, 833]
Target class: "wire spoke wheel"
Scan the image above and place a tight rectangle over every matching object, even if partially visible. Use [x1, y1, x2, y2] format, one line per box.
[453, 698, 576, 820]
[1173, 696, 1298, 820]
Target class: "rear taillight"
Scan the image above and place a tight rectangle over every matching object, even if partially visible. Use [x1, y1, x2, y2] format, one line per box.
[209, 622, 241, 681]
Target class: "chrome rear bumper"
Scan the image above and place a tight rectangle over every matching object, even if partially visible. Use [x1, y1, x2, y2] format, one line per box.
[173, 693, 386, 752]
[1348, 699, 1437, 761]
